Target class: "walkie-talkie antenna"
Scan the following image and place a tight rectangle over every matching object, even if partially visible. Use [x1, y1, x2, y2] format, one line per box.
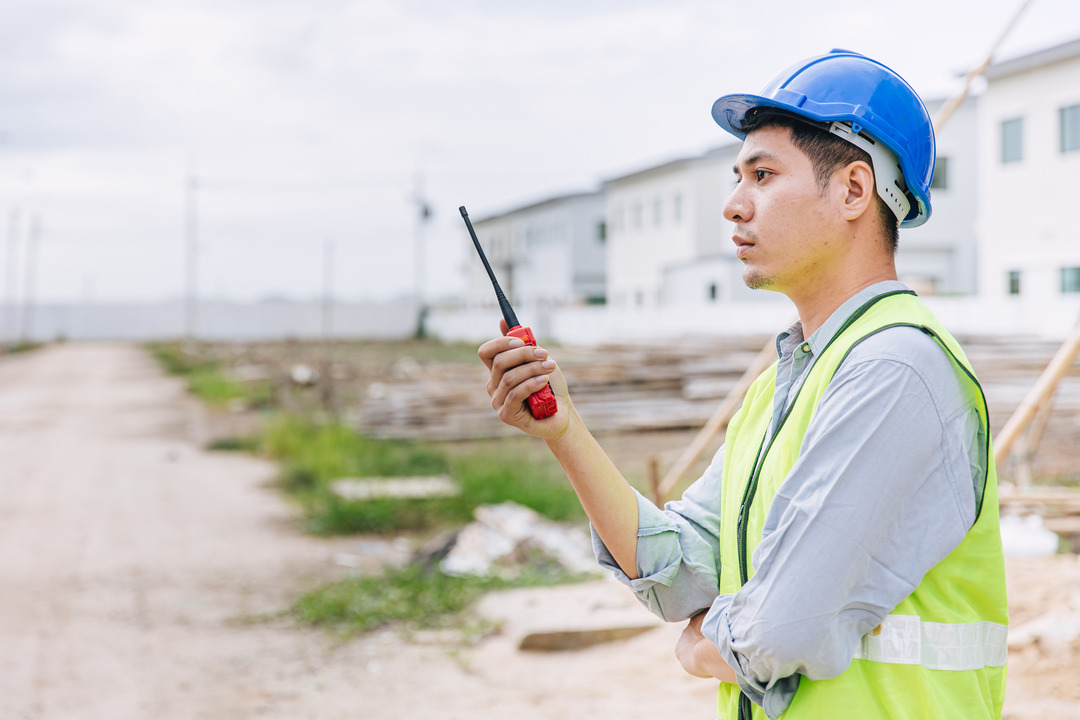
[459, 206, 518, 329]
[460, 203, 558, 420]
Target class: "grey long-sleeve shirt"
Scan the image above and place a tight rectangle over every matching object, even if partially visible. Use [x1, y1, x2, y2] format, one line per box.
[592, 282, 985, 719]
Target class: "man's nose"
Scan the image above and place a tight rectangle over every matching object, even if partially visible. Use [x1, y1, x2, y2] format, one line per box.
[723, 183, 750, 223]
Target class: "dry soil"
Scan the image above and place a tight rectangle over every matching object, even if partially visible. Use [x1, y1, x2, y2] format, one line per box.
[0, 343, 1077, 719]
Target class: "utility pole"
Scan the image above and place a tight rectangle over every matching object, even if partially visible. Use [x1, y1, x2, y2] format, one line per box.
[412, 169, 432, 339]
[184, 159, 199, 341]
[321, 238, 335, 341]
[20, 214, 39, 345]
[3, 208, 20, 346]
[321, 237, 336, 413]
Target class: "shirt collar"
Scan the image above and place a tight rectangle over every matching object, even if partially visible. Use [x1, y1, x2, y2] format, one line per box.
[777, 281, 911, 359]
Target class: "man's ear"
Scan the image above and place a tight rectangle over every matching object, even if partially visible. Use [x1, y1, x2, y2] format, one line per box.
[836, 161, 875, 221]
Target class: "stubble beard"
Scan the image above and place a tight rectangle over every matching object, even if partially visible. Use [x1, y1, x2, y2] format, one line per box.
[742, 266, 775, 290]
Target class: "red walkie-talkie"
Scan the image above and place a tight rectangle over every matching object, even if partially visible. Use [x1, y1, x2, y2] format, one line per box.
[460, 205, 558, 420]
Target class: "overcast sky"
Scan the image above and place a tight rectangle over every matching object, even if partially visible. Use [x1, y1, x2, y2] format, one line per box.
[2, 0, 1079, 305]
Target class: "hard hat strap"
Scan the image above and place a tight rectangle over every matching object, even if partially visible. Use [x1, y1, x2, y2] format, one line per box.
[828, 122, 912, 224]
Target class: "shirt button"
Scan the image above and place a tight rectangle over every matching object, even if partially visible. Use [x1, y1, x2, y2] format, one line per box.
[801, 343, 811, 353]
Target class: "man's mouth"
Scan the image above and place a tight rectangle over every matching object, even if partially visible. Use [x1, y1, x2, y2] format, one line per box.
[733, 234, 754, 259]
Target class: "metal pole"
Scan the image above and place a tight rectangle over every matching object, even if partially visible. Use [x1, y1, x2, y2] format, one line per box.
[412, 169, 431, 339]
[321, 238, 335, 341]
[321, 237, 336, 413]
[3, 208, 20, 345]
[20, 214, 39, 344]
[185, 160, 199, 340]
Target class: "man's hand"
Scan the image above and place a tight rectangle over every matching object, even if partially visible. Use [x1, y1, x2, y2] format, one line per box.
[676, 611, 738, 683]
[478, 320, 571, 441]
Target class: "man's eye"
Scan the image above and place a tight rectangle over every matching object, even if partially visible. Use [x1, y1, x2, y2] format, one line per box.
[755, 170, 770, 181]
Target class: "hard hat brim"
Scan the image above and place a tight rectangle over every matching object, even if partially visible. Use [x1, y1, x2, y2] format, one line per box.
[710, 92, 931, 228]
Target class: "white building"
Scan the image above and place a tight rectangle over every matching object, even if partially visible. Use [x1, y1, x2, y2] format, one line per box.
[977, 37, 1080, 302]
[607, 95, 980, 310]
[604, 145, 745, 309]
[898, 96, 979, 295]
[462, 191, 606, 311]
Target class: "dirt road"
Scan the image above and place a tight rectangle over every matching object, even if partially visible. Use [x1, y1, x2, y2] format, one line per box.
[0, 344, 714, 720]
[1, 343, 1077, 719]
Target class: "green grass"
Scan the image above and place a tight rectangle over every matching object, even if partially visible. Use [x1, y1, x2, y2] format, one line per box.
[207, 436, 263, 452]
[146, 342, 219, 375]
[260, 414, 583, 535]
[146, 342, 274, 408]
[146, 339, 593, 637]
[2, 341, 42, 354]
[292, 561, 590, 636]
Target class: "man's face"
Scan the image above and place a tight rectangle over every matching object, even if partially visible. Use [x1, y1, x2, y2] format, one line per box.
[723, 125, 845, 297]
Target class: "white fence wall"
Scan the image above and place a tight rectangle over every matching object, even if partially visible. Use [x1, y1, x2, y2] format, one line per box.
[7, 294, 1080, 345]
[431, 294, 1080, 345]
[2, 300, 420, 343]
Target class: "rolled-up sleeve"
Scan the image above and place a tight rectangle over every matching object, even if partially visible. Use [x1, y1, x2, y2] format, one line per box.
[591, 448, 726, 622]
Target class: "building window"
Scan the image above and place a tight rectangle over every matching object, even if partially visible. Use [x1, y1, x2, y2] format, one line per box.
[1001, 117, 1023, 163]
[653, 198, 662, 225]
[596, 222, 606, 243]
[1061, 267, 1080, 293]
[632, 203, 643, 229]
[930, 157, 948, 190]
[1007, 270, 1021, 295]
[708, 283, 718, 301]
[673, 193, 683, 222]
[1061, 104, 1080, 153]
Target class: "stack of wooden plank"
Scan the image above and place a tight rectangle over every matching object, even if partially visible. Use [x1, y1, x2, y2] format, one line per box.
[355, 338, 768, 440]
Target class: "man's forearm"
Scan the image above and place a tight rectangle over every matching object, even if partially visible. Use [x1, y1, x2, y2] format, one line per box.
[545, 407, 641, 579]
[677, 612, 738, 682]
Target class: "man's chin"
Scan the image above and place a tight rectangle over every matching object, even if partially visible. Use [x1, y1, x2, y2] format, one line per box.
[742, 270, 775, 291]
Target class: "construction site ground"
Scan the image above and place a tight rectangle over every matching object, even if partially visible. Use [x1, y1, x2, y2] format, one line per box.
[1, 341, 1079, 719]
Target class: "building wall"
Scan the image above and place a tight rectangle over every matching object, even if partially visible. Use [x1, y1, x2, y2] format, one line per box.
[462, 193, 605, 311]
[662, 252, 791, 306]
[605, 161, 697, 308]
[899, 96, 979, 295]
[695, 144, 739, 259]
[605, 144, 740, 309]
[978, 50, 1080, 301]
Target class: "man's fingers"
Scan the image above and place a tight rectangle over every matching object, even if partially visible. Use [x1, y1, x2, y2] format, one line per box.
[478, 334, 526, 370]
[489, 355, 551, 409]
[477, 327, 562, 432]
[496, 373, 551, 424]
[488, 348, 549, 399]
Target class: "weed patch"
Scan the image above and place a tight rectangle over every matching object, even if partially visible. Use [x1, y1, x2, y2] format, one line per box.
[260, 415, 582, 535]
[207, 436, 263, 453]
[293, 561, 588, 636]
[2, 341, 42, 355]
[146, 342, 273, 408]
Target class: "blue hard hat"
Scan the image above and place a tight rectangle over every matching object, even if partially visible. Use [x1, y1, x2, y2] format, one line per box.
[712, 49, 935, 228]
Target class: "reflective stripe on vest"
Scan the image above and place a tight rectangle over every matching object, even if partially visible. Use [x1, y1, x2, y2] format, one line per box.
[853, 615, 1008, 671]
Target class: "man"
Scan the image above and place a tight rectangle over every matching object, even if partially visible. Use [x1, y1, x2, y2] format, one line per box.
[479, 50, 1007, 720]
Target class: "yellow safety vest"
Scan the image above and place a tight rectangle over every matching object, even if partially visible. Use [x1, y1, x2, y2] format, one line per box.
[716, 290, 1008, 720]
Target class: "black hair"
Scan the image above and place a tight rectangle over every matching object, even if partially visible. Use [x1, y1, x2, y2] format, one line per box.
[737, 106, 900, 253]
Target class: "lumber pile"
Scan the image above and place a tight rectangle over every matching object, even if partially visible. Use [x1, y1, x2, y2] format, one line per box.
[355, 337, 768, 440]
[1000, 487, 1080, 536]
